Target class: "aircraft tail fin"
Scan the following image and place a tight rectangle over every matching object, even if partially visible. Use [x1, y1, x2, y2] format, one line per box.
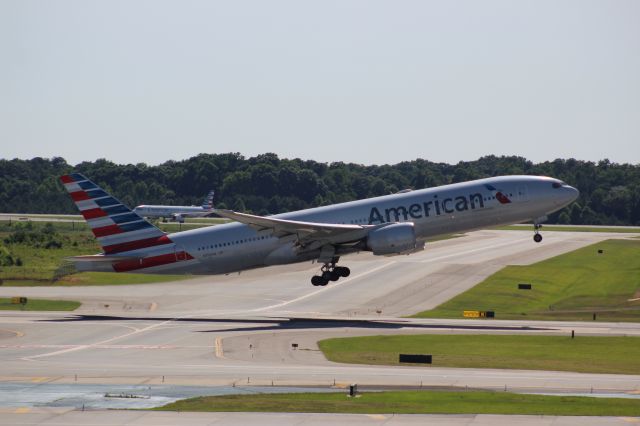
[60, 173, 171, 255]
[202, 190, 215, 209]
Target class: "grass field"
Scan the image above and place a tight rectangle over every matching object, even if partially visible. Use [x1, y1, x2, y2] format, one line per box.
[494, 224, 640, 233]
[155, 390, 640, 416]
[413, 239, 640, 321]
[318, 334, 640, 374]
[0, 222, 192, 286]
[0, 297, 80, 311]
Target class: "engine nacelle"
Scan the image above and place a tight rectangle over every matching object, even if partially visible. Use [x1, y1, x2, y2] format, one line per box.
[367, 223, 418, 256]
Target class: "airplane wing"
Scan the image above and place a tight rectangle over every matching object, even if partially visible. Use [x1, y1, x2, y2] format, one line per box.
[213, 209, 382, 247]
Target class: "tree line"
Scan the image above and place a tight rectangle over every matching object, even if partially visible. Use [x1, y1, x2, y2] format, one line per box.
[0, 154, 638, 225]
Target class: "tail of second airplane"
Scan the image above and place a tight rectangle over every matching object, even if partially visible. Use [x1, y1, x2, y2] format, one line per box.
[202, 190, 215, 209]
[60, 173, 193, 272]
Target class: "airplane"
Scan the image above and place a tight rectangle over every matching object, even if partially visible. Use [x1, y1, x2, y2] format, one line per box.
[133, 190, 216, 223]
[60, 173, 579, 286]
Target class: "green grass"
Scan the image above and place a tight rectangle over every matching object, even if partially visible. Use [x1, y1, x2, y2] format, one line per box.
[0, 297, 80, 311]
[413, 239, 640, 321]
[318, 334, 640, 374]
[494, 225, 640, 233]
[1, 272, 190, 286]
[0, 222, 192, 286]
[155, 390, 640, 416]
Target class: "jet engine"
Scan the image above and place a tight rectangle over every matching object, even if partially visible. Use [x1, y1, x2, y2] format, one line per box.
[366, 223, 420, 255]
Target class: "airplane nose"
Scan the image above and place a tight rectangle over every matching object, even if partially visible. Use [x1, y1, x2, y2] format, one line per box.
[557, 185, 579, 206]
[567, 185, 579, 202]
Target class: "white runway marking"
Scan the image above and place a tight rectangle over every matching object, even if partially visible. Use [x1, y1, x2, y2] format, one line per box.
[416, 235, 533, 264]
[22, 317, 179, 360]
[249, 261, 397, 313]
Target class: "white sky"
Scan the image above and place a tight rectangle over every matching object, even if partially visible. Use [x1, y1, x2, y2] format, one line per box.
[1, 0, 639, 165]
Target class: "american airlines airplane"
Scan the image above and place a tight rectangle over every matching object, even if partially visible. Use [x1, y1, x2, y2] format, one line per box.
[61, 173, 578, 286]
[133, 190, 215, 223]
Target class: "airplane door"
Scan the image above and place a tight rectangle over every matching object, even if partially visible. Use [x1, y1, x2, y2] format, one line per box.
[517, 186, 529, 202]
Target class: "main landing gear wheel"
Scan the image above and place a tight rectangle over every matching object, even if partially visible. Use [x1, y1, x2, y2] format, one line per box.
[335, 266, 350, 277]
[311, 275, 327, 286]
[533, 223, 543, 243]
[310, 259, 351, 286]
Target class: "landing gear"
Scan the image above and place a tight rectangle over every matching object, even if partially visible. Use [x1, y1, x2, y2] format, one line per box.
[310, 259, 351, 286]
[533, 223, 543, 243]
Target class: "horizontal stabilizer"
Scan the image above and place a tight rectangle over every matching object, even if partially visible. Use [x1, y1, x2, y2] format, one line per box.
[66, 254, 142, 263]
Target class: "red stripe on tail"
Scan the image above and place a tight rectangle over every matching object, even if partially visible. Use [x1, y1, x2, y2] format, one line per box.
[81, 208, 108, 220]
[70, 191, 90, 202]
[60, 175, 75, 184]
[92, 224, 123, 238]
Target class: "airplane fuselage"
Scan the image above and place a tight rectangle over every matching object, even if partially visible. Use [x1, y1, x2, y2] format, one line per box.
[163, 175, 577, 275]
[133, 205, 211, 220]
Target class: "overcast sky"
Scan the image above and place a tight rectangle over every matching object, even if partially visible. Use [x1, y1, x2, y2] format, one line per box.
[1, 0, 638, 166]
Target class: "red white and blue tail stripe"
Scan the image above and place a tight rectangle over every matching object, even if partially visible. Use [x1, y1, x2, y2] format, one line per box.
[201, 190, 215, 209]
[60, 173, 194, 272]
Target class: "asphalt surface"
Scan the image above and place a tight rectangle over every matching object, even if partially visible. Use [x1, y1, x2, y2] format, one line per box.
[1, 409, 638, 426]
[1, 229, 639, 425]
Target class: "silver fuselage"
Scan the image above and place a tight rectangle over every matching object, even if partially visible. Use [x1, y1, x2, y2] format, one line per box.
[152, 175, 578, 275]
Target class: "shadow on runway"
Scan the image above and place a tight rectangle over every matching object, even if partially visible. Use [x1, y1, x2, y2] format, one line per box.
[41, 314, 556, 333]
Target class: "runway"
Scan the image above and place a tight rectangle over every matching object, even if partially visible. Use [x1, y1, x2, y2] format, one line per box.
[1, 229, 639, 423]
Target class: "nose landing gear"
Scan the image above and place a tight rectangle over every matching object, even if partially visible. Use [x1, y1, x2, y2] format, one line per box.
[310, 258, 351, 286]
[533, 223, 543, 243]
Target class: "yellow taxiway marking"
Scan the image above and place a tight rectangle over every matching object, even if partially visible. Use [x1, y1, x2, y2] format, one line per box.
[14, 407, 30, 414]
[30, 377, 49, 383]
[367, 414, 388, 420]
[0, 328, 25, 337]
[214, 336, 225, 358]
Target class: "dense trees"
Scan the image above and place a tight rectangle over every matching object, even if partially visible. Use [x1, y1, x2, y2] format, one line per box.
[0, 154, 638, 225]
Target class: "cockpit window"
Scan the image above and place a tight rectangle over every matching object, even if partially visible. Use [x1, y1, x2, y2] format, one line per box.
[552, 182, 562, 189]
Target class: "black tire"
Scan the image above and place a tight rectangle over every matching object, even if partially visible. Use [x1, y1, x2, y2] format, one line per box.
[329, 271, 340, 282]
[336, 266, 351, 277]
[533, 233, 543, 243]
[311, 275, 323, 286]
